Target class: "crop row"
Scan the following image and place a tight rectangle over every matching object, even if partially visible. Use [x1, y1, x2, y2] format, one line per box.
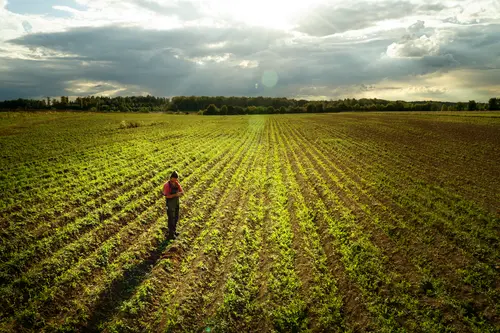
[0, 139, 217, 286]
[0, 122, 227, 270]
[281, 117, 498, 331]
[294, 117, 500, 309]
[0, 124, 217, 234]
[0, 124, 255, 328]
[22, 119, 263, 331]
[0, 129, 217, 264]
[152, 122, 266, 331]
[101, 119, 267, 332]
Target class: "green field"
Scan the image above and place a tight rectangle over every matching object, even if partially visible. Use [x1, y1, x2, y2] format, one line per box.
[0, 111, 499, 332]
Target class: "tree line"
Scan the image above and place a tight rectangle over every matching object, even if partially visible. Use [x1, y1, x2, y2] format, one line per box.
[0, 96, 169, 112]
[1, 95, 498, 114]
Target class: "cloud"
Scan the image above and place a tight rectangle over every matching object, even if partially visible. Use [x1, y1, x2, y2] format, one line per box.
[443, 16, 478, 25]
[8, 24, 288, 60]
[22, 21, 32, 33]
[360, 68, 500, 101]
[130, 0, 203, 20]
[2, 21, 498, 101]
[407, 20, 425, 33]
[387, 22, 457, 59]
[387, 34, 441, 58]
[417, 3, 448, 12]
[439, 24, 500, 69]
[0, 0, 499, 102]
[293, 1, 416, 36]
[2, 25, 288, 98]
[292, 0, 450, 37]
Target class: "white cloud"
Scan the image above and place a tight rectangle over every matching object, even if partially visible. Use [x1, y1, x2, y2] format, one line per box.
[65, 79, 148, 96]
[387, 34, 441, 57]
[387, 23, 456, 58]
[239, 60, 259, 68]
[52, 6, 83, 15]
[408, 20, 425, 33]
[185, 53, 232, 65]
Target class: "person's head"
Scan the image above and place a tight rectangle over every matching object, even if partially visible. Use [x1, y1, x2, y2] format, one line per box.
[169, 171, 179, 184]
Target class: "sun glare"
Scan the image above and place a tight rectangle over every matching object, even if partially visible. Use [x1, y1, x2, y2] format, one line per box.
[204, 0, 324, 30]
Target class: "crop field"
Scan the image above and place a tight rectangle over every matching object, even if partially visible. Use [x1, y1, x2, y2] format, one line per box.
[0, 111, 499, 332]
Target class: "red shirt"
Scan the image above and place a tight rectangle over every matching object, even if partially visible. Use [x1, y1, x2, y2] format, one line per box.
[163, 180, 183, 196]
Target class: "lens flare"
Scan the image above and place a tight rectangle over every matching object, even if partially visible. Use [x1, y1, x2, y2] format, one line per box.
[261, 70, 279, 88]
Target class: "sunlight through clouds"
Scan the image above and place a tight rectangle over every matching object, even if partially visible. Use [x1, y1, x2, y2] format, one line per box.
[0, 0, 499, 101]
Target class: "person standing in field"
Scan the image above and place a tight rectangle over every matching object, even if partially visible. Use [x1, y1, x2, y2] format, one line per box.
[163, 171, 184, 240]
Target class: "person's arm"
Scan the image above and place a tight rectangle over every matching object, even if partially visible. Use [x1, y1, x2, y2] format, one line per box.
[175, 180, 184, 196]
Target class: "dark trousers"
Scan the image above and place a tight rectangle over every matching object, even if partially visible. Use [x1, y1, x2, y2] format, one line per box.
[167, 205, 179, 237]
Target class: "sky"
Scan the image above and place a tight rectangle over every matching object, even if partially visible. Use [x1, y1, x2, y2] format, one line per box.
[0, 0, 499, 102]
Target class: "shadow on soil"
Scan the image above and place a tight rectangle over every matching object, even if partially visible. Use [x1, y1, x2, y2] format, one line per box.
[82, 236, 174, 332]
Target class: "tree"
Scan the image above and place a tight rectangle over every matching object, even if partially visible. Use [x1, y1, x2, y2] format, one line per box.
[316, 103, 324, 113]
[456, 102, 466, 111]
[2, 95, 494, 115]
[468, 100, 477, 111]
[60, 96, 69, 107]
[205, 104, 219, 115]
[234, 106, 244, 115]
[489, 98, 498, 110]
[220, 105, 228, 115]
[266, 106, 276, 114]
[227, 105, 237, 115]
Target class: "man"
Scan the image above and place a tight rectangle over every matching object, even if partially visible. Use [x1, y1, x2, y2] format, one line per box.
[163, 171, 184, 239]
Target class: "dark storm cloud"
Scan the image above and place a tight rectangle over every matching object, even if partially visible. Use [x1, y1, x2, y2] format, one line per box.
[0, 58, 72, 98]
[8, 25, 287, 59]
[440, 25, 500, 69]
[1, 25, 291, 99]
[1, 22, 499, 100]
[1, 25, 278, 99]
